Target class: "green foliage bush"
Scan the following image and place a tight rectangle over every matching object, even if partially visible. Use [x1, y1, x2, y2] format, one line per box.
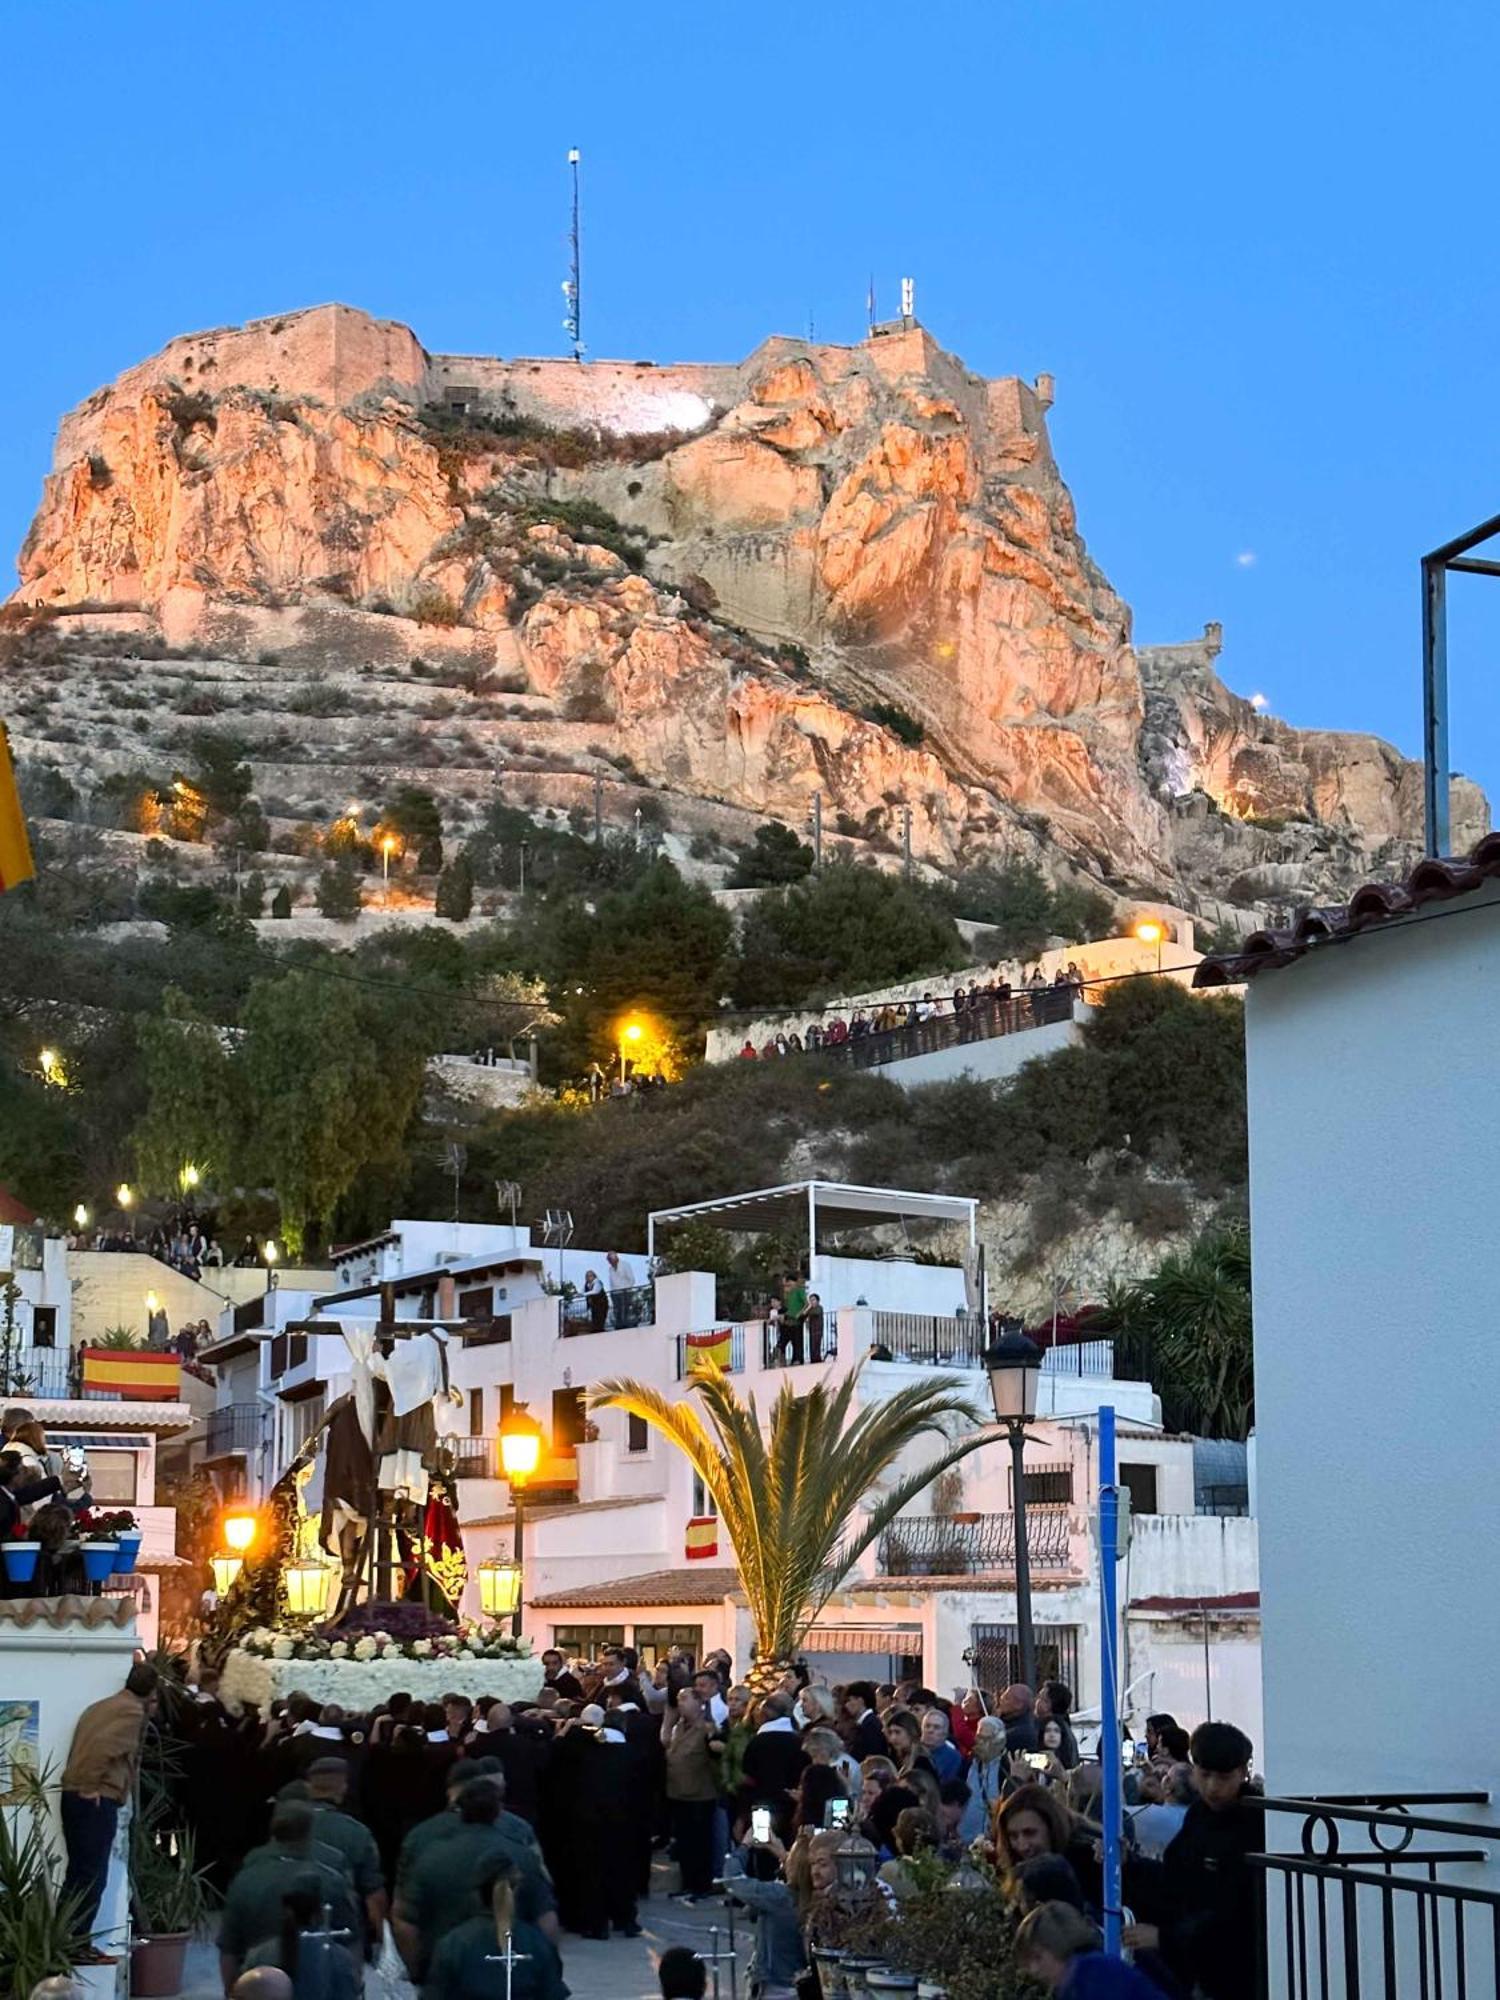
[861, 699, 925, 746]
[727, 822, 814, 887]
[315, 863, 362, 920]
[946, 857, 1114, 958]
[728, 861, 967, 1008]
[435, 852, 475, 921]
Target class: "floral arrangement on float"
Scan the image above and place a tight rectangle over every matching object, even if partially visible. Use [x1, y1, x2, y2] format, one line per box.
[237, 1622, 533, 1663]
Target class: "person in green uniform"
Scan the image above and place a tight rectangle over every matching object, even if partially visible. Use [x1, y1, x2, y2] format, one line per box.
[422, 1858, 568, 2000]
[219, 1805, 362, 1994]
[241, 1882, 363, 2000]
[304, 1760, 388, 1957]
[394, 1756, 505, 1903]
[395, 1780, 555, 1983]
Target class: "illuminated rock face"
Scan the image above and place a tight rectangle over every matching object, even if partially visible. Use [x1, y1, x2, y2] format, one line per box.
[10, 305, 1484, 913]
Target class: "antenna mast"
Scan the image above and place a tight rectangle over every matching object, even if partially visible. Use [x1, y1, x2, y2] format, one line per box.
[564, 148, 583, 363]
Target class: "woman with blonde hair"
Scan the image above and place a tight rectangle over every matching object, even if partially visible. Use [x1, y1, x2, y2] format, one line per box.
[1015, 1900, 1164, 1996]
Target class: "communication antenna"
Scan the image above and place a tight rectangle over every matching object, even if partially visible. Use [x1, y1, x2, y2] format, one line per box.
[495, 1180, 521, 1228]
[867, 273, 876, 331]
[900, 276, 915, 327]
[563, 148, 584, 363]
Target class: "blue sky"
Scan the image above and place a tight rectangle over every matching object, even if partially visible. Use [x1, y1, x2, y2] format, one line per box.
[5, 0, 1499, 796]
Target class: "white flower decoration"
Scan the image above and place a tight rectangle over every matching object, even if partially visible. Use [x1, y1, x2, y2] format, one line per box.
[330, 1641, 349, 1659]
[411, 1638, 433, 1658]
[271, 1637, 296, 1660]
[353, 1637, 378, 1661]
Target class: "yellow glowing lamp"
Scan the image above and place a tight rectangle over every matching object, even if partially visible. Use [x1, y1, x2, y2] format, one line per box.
[210, 1554, 243, 1595]
[622, 1021, 645, 1044]
[117, 1183, 134, 1208]
[477, 1557, 523, 1619]
[263, 1239, 279, 1266]
[73, 1204, 89, 1230]
[180, 1163, 201, 1191]
[222, 1510, 258, 1555]
[381, 834, 398, 856]
[145, 1291, 160, 1314]
[1134, 920, 1164, 946]
[39, 1048, 61, 1084]
[283, 1557, 334, 1619]
[499, 1408, 545, 1484]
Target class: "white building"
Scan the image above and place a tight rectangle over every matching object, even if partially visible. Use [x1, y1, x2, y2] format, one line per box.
[1199, 839, 1500, 1797]
[202, 1186, 1258, 1725]
[0, 1209, 188, 1648]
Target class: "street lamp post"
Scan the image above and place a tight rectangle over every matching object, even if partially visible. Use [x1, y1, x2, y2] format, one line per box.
[498, 1409, 545, 1639]
[263, 1239, 280, 1292]
[984, 1320, 1044, 1692]
[619, 1019, 644, 1085]
[382, 835, 397, 903]
[1134, 918, 1165, 972]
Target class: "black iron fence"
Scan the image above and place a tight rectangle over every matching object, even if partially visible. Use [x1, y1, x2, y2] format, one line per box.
[869, 1312, 986, 1367]
[761, 1317, 839, 1369]
[814, 986, 1077, 1072]
[0, 1347, 78, 1398]
[447, 1435, 499, 1479]
[879, 1509, 1074, 1576]
[559, 1282, 655, 1336]
[1253, 1793, 1500, 1999]
[205, 1402, 265, 1457]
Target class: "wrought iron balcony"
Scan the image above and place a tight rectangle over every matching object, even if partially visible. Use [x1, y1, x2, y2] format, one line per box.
[878, 1509, 1074, 1576]
[675, 1325, 747, 1379]
[205, 1402, 265, 1457]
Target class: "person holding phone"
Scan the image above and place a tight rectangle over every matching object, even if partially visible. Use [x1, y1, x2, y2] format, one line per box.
[662, 1688, 719, 1903]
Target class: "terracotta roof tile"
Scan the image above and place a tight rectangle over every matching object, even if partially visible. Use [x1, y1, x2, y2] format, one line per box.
[1195, 833, 1500, 987]
[531, 1566, 740, 1609]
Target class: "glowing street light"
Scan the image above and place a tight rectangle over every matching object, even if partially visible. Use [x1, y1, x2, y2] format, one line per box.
[618, 1016, 646, 1083]
[73, 1203, 90, 1230]
[263, 1239, 280, 1291]
[38, 1047, 62, 1086]
[116, 1184, 134, 1209]
[180, 1162, 202, 1193]
[497, 1408, 546, 1639]
[1134, 918, 1165, 972]
[381, 833, 398, 900]
[222, 1510, 258, 1555]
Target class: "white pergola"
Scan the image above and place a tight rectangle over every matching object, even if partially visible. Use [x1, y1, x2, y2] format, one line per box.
[646, 1179, 977, 1264]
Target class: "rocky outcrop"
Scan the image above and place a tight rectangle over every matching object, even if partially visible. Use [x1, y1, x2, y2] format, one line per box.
[9, 304, 1482, 913]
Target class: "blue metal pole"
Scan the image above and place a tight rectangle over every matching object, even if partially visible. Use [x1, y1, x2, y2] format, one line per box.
[1099, 1404, 1123, 1957]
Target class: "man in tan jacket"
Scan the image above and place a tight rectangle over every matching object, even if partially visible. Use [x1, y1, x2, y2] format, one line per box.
[59, 1662, 158, 1940]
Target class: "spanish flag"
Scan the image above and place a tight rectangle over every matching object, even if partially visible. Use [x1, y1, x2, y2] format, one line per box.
[0, 723, 35, 894]
[684, 1328, 731, 1373]
[685, 1516, 719, 1560]
[80, 1348, 182, 1401]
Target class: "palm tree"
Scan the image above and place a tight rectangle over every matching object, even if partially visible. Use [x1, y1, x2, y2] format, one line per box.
[1094, 1222, 1253, 1438]
[588, 1365, 989, 1689]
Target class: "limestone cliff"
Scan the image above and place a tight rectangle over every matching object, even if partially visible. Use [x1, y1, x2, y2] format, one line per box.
[8, 303, 1478, 916]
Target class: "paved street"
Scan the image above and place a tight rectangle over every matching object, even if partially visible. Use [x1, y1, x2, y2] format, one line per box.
[174, 1874, 755, 2000]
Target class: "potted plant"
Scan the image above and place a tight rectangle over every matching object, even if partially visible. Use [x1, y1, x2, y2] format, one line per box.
[79, 1523, 119, 1585]
[0, 1768, 91, 1997]
[105, 1510, 143, 1573]
[1, 1537, 42, 1585]
[130, 1818, 213, 1996]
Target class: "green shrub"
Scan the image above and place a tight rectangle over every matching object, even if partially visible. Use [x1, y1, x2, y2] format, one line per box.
[861, 699, 925, 746]
[315, 864, 362, 920]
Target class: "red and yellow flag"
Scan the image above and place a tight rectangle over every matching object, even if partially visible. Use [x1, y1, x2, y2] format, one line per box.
[0, 723, 35, 894]
[684, 1328, 732, 1373]
[80, 1348, 182, 1401]
[685, 1515, 719, 1560]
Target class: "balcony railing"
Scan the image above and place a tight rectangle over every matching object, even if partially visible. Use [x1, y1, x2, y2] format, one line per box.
[814, 987, 1076, 1072]
[867, 1316, 1114, 1378]
[0, 1347, 78, 1399]
[878, 1509, 1074, 1576]
[205, 1403, 265, 1457]
[267, 1331, 309, 1380]
[447, 1435, 499, 1479]
[1250, 1792, 1500, 2000]
[869, 1313, 986, 1367]
[675, 1326, 747, 1379]
[559, 1282, 655, 1336]
[761, 1318, 839, 1369]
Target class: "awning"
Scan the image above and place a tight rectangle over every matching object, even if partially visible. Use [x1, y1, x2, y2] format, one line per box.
[804, 1626, 924, 1655]
[648, 1181, 977, 1258]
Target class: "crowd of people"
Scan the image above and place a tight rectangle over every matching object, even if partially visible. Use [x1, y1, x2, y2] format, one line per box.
[52, 1643, 1262, 2000]
[736, 964, 1087, 1062]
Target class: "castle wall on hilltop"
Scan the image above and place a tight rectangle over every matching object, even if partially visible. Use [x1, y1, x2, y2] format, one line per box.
[424, 352, 744, 435]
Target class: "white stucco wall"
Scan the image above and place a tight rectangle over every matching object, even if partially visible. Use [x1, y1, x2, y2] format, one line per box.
[874, 1014, 1084, 1088]
[1245, 887, 1500, 1802]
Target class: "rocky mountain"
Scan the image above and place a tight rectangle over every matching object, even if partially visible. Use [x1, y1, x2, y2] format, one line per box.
[7, 303, 1484, 921]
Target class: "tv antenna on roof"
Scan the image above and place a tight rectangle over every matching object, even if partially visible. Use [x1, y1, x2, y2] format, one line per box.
[563, 148, 584, 363]
[900, 276, 915, 328]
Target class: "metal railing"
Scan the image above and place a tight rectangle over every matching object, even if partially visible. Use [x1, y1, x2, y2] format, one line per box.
[812, 987, 1077, 1072]
[447, 1435, 499, 1479]
[1252, 1793, 1500, 1999]
[0, 1347, 78, 1399]
[675, 1326, 747, 1379]
[866, 1316, 1114, 1378]
[869, 1313, 986, 1367]
[559, 1282, 655, 1336]
[205, 1403, 265, 1457]
[879, 1509, 1074, 1576]
[761, 1318, 839, 1369]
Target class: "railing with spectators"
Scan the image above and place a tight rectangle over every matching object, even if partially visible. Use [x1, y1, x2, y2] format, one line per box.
[675, 1326, 747, 1379]
[810, 986, 1078, 1072]
[559, 1282, 655, 1336]
[867, 1315, 1113, 1378]
[878, 1509, 1074, 1575]
[760, 1316, 839, 1369]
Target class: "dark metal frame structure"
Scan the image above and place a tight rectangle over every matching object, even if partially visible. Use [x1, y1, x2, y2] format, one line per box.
[1422, 513, 1500, 854]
